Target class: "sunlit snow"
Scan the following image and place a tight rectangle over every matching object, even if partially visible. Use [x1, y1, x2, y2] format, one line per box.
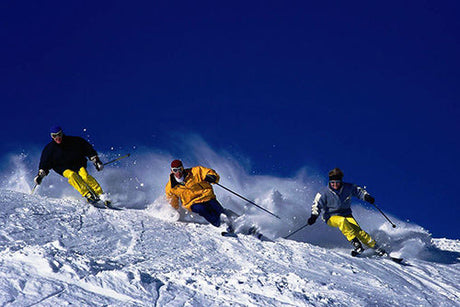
[0, 142, 458, 306]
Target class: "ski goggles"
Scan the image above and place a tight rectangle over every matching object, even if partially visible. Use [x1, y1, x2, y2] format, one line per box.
[171, 166, 184, 173]
[51, 131, 63, 138]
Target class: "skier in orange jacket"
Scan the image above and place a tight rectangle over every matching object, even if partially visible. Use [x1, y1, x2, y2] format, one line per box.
[165, 160, 237, 231]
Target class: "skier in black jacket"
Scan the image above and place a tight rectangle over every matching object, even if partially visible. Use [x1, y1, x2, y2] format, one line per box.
[34, 126, 107, 205]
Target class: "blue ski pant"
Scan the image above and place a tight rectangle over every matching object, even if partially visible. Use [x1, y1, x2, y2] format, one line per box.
[190, 199, 225, 227]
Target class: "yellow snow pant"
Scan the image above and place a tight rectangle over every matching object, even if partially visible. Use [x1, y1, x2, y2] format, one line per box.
[62, 167, 103, 198]
[327, 215, 376, 248]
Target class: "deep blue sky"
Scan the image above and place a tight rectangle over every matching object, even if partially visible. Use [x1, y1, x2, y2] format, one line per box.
[1, 1, 459, 238]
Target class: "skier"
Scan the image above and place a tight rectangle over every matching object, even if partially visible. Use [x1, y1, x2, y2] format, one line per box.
[307, 168, 386, 256]
[165, 160, 237, 233]
[34, 125, 109, 206]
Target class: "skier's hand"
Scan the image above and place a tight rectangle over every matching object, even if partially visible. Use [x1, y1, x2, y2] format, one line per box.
[364, 194, 375, 204]
[205, 174, 217, 183]
[91, 156, 104, 171]
[34, 169, 47, 185]
[307, 214, 318, 225]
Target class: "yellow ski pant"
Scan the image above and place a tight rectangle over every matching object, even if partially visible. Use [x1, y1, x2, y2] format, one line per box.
[62, 167, 103, 198]
[327, 215, 376, 248]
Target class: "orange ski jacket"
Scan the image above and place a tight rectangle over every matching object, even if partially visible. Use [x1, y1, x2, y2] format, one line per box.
[165, 166, 220, 211]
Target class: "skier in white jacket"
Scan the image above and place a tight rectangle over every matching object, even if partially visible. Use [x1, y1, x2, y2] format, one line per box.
[307, 168, 386, 256]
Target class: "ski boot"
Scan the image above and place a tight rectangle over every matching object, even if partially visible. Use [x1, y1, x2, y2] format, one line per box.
[247, 225, 263, 240]
[220, 217, 236, 237]
[223, 208, 240, 220]
[351, 238, 364, 256]
[221, 210, 238, 234]
[226, 222, 235, 233]
[85, 193, 109, 209]
[85, 193, 100, 205]
[373, 244, 387, 257]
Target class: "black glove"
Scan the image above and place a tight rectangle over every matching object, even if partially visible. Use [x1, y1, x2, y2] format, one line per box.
[307, 214, 318, 225]
[34, 169, 47, 185]
[91, 156, 104, 171]
[205, 174, 217, 183]
[364, 194, 375, 204]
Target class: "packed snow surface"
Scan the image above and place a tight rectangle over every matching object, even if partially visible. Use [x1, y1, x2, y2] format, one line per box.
[0, 149, 459, 306]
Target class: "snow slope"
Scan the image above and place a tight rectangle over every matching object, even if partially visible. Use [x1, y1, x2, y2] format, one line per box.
[0, 189, 459, 307]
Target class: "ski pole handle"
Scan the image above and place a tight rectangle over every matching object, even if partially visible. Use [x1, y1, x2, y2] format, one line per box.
[103, 153, 131, 166]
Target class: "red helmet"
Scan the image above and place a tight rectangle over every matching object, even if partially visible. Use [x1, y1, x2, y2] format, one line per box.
[171, 160, 183, 168]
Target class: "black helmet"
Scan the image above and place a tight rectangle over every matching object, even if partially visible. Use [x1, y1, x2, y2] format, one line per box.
[328, 168, 344, 181]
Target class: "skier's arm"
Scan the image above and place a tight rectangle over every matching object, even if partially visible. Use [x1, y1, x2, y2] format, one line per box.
[167, 194, 180, 210]
[79, 137, 98, 160]
[308, 193, 323, 225]
[165, 183, 180, 210]
[353, 185, 375, 204]
[78, 137, 103, 171]
[196, 166, 220, 184]
[34, 169, 48, 185]
[36, 147, 52, 184]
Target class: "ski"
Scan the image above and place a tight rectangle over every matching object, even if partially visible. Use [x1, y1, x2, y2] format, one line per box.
[221, 230, 272, 242]
[104, 201, 123, 210]
[384, 254, 404, 264]
[351, 250, 404, 264]
[221, 231, 238, 238]
[90, 202, 108, 209]
[376, 250, 404, 263]
[90, 201, 123, 210]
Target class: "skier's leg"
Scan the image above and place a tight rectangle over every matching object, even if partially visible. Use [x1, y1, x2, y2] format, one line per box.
[327, 215, 362, 242]
[223, 208, 240, 219]
[191, 201, 222, 227]
[78, 167, 103, 196]
[62, 169, 91, 197]
[345, 217, 376, 248]
[328, 216, 367, 253]
[206, 199, 225, 216]
[208, 199, 240, 232]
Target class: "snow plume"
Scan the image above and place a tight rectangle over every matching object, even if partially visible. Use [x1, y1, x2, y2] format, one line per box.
[0, 136, 450, 261]
[1, 152, 33, 194]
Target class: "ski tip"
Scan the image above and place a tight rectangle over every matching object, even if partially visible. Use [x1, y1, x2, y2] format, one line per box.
[90, 201, 123, 210]
[107, 205, 123, 210]
[105, 202, 123, 210]
[221, 231, 238, 238]
[390, 257, 404, 264]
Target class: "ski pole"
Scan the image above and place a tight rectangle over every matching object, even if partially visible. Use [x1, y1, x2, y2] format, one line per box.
[372, 203, 397, 228]
[215, 183, 281, 219]
[284, 223, 309, 239]
[103, 153, 131, 166]
[31, 183, 38, 195]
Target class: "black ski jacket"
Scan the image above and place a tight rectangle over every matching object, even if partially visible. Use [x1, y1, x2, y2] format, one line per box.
[38, 135, 97, 175]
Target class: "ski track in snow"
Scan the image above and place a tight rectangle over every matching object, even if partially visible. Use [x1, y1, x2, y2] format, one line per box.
[0, 190, 459, 306]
